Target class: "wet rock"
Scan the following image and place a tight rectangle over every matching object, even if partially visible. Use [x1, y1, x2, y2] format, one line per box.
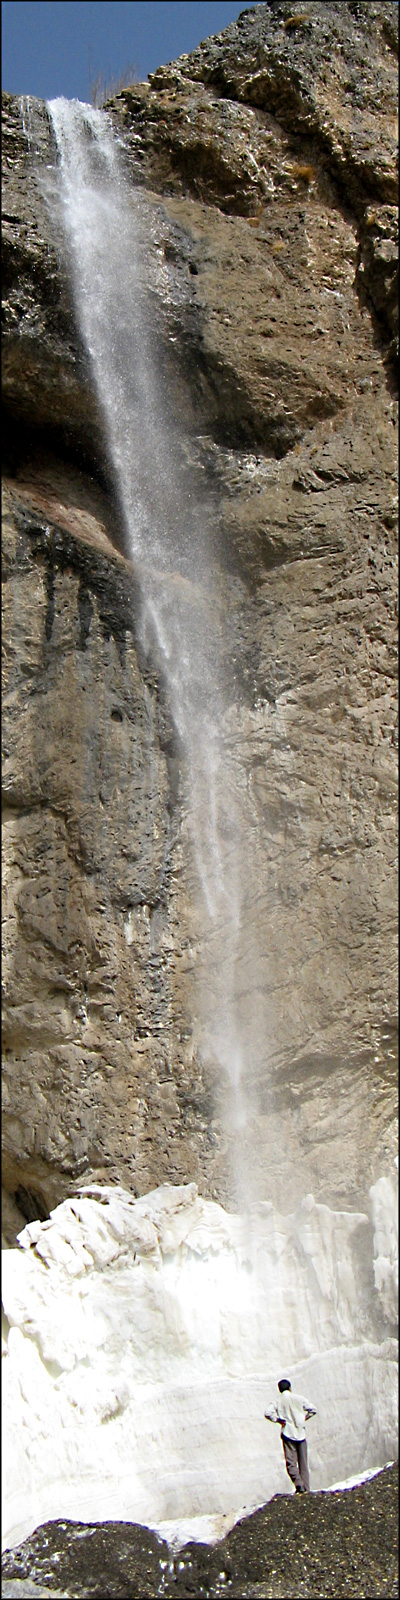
[2, 468, 217, 1220]
[1, 3, 398, 1229]
[1, 94, 105, 470]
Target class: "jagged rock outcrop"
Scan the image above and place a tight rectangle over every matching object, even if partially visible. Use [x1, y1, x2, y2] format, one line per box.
[1, 1, 398, 1241]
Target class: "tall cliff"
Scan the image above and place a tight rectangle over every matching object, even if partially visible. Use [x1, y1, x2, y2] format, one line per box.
[2, 0, 398, 1245]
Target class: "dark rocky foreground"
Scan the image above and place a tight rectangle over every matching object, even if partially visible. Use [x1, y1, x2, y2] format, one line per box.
[2, 1465, 398, 1599]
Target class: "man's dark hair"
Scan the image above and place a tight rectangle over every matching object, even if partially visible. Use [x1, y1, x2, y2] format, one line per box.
[278, 1378, 291, 1392]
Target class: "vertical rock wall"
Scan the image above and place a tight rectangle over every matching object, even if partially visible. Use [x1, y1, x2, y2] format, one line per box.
[1, 2, 398, 1239]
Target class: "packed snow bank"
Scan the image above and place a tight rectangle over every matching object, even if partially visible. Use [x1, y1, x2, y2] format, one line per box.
[324, 1462, 395, 1493]
[2, 1178, 398, 1551]
[370, 1173, 399, 1324]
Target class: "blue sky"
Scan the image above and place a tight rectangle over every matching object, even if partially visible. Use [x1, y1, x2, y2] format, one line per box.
[2, 1, 255, 100]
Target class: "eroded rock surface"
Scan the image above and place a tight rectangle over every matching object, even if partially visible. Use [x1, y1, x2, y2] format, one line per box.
[1, 1, 398, 1238]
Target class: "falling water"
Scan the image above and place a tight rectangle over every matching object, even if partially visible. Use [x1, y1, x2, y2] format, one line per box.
[21, 94, 35, 149]
[1, 97, 397, 1558]
[47, 97, 249, 1169]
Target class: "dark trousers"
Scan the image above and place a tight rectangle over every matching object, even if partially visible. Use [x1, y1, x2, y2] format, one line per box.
[282, 1434, 310, 1492]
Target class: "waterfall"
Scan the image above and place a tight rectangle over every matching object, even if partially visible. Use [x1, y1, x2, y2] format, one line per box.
[1, 96, 397, 1557]
[47, 96, 249, 1170]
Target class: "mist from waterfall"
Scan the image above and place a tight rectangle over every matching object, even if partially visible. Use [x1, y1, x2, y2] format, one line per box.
[1, 97, 397, 1558]
[47, 97, 249, 1180]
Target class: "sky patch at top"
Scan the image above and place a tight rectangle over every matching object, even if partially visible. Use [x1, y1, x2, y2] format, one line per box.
[2, 1, 254, 102]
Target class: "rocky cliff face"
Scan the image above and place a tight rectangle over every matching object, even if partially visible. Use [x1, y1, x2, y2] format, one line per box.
[1, 1, 398, 1243]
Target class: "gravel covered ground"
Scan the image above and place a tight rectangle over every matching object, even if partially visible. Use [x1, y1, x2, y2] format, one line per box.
[2, 1465, 398, 1598]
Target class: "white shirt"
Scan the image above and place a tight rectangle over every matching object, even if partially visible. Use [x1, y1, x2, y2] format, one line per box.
[265, 1390, 316, 1442]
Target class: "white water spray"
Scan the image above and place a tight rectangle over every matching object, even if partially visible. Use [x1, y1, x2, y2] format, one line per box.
[47, 97, 249, 1155]
[2, 97, 397, 1555]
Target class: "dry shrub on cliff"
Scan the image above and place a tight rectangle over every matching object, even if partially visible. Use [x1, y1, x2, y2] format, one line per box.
[290, 162, 315, 183]
[284, 12, 311, 27]
[90, 63, 138, 106]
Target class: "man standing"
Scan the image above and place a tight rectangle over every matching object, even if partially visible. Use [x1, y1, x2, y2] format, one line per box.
[265, 1377, 316, 1493]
